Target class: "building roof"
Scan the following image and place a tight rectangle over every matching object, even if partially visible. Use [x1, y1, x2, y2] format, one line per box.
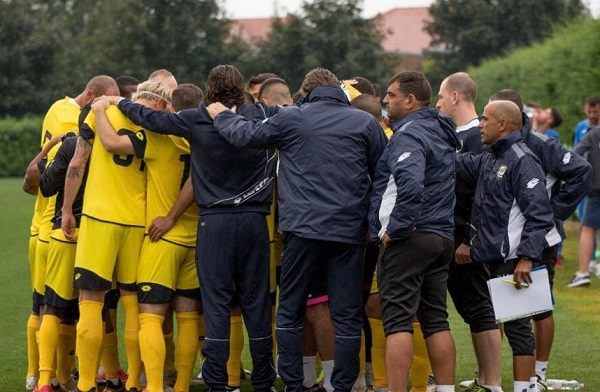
[230, 7, 432, 55]
[230, 17, 278, 44]
[377, 7, 432, 55]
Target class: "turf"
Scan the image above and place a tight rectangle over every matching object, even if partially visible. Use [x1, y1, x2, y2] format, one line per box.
[0, 177, 598, 391]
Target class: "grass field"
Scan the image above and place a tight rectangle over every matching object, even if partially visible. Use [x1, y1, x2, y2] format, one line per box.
[1, 176, 599, 391]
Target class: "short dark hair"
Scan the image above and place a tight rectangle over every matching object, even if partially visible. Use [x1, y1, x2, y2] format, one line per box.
[300, 68, 340, 96]
[388, 71, 431, 107]
[115, 75, 140, 98]
[489, 89, 524, 111]
[206, 65, 246, 106]
[548, 107, 563, 128]
[351, 94, 383, 121]
[585, 96, 600, 106]
[248, 72, 279, 89]
[172, 83, 204, 111]
[258, 77, 289, 100]
[350, 76, 377, 96]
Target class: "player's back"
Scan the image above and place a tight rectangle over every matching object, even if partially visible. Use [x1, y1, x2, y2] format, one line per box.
[81, 106, 146, 227]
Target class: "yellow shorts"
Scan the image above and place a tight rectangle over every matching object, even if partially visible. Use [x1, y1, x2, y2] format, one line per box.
[137, 237, 199, 303]
[370, 267, 379, 295]
[28, 235, 38, 291]
[45, 229, 78, 306]
[74, 216, 144, 292]
[34, 237, 49, 296]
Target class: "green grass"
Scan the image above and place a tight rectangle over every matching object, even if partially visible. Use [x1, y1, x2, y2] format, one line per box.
[0, 177, 598, 391]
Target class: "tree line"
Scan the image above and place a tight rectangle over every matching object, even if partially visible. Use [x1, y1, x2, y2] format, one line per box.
[0, 0, 589, 119]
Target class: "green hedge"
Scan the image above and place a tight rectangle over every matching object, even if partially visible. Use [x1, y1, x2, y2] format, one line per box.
[469, 19, 600, 145]
[0, 116, 43, 177]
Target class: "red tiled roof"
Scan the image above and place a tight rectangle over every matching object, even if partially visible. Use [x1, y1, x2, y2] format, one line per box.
[377, 7, 432, 55]
[231, 17, 278, 44]
[230, 7, 432, 55]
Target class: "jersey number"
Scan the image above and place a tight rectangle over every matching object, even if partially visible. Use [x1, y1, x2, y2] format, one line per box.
[112, 128, 145, 172]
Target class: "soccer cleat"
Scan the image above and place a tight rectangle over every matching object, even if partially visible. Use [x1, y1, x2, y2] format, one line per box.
[536, 376, 548, 392]
[567, 274, 591, 287]
[103, 378, 125, 392]
[26, 375, 39, 391]
[303, 384, 327, 392]
[164, 369, 177, 387]
[426, 373, 436, 392]
[190, 370, 204, 386]
[462, 379, 491, 392]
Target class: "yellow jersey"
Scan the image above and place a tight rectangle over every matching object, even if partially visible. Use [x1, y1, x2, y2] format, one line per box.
[144, 133, 198, 247]
[30, 97, 81, 236]
[80, 106, 147, 227]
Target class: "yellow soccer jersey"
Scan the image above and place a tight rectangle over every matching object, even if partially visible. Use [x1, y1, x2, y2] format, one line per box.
[81, 106, 147, 227]
[30, 97, 81, 235]
[144, 134, 198, 246]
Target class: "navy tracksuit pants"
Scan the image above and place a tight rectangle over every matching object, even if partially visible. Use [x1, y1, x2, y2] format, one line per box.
[277, 233, 364, 392]
[198, 212, 276, 392]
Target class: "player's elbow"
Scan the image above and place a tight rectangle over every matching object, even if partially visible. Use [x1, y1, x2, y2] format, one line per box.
[22, 178, 38, 195]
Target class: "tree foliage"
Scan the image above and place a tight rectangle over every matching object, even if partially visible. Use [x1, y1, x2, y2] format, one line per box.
[468, 19, 600, 143]
[0, 0, 250, 117]
[424, 0, 589, 86]
[245, 0, 392, 93]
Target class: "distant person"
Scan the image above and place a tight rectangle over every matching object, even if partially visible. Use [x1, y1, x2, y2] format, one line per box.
[115, 75, 140, 99]
[248, 72, 279, 102]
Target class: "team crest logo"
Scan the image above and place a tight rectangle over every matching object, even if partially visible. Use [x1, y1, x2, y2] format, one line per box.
[75, 273, 81, 280]
[496, 164, 508, 179]
[136, 131, 145, 141]
[140, 285, 152, 292]
[562, 152, 572, 165]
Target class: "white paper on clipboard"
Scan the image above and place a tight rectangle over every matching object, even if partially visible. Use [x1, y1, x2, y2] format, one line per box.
[487, 267, 553, 323]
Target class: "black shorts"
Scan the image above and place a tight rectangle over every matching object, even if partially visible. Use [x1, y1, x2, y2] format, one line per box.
[378, 231, 454, 338]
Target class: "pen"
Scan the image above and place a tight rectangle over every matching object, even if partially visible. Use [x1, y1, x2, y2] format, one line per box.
[502, 279, 529, 288]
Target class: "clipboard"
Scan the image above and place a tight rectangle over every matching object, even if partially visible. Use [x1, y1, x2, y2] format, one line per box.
[487, 267, 553, 323]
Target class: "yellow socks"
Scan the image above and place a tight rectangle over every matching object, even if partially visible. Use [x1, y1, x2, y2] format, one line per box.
[27, 314, 40, 379]
[38, 314, 60, 386]
[410, 322, 431, 392]
[121, 294, 142, 391]
[368, 318, 388, 389]
[227, 315, 243, 386]
[138, 313, 165, 392]
[76, 300, 104, 391]
[174, 311, 199, 392]
[57, 323, 76, 384]
[100, 331, 120, 380]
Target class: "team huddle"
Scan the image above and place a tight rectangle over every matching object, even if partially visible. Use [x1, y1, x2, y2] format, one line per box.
[23, 66, 592, 392]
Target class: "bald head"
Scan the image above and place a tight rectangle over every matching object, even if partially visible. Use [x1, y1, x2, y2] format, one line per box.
[479, 100, 523, 145]
[487, 100, 522, 132]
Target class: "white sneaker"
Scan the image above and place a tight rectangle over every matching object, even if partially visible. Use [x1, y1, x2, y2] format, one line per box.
[25, 375, 37, 391]
[190, 370, 205, 386]
[426, 373, 436, 392]
[567, 274, 591, 288]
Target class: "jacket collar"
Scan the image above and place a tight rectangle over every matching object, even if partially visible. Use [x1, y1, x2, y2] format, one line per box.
[302, 86, 350, 105]
[390, 108, 461, 150]
[490, 131, 522, 157]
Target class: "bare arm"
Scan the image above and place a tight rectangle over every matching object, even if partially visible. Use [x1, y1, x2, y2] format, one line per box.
[22, 134, 63, 195]
[92, 99, 134, 155]
[61, 136, 92, 240]
[148, 177, 195, 242]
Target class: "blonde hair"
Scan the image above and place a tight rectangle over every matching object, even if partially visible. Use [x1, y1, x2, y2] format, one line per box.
[132, 80, 172, 106]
